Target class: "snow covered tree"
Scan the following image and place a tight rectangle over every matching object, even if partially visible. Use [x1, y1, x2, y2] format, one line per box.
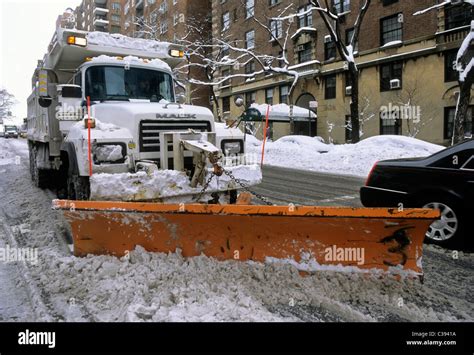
[181, 4, 300, 128]
[308, 0, 372, 143]
[415, 0, 474, 145]
[0, 88, 16, 119]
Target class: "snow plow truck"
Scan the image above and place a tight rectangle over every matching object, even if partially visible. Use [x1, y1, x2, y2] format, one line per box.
[28, 28, 439, 277]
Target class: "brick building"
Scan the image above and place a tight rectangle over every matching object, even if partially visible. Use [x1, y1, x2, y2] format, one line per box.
[74, 0, 125, 33]
[212, 0, 473, 145]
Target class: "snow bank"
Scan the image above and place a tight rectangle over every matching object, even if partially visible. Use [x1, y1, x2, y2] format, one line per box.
[247, 135, 444, 177]
[214, 122, 244, 138]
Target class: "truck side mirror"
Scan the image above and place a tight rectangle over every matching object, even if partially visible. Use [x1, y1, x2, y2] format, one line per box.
[38, 97, 52, 108]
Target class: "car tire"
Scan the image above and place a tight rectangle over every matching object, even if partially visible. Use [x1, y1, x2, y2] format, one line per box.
[419, 195, 465, 249]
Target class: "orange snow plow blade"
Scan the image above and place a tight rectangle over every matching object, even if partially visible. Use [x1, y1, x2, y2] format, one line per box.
[53, 200, 439, 276]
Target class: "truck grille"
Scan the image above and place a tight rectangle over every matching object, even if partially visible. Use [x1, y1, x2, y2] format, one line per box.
[139, 120, 212, 153]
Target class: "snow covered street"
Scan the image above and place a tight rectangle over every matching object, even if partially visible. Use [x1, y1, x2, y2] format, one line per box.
[0, 138, 472, 322]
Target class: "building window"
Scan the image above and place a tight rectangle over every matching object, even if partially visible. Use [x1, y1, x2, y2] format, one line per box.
[245, 91, 256, 107]
[221, 69, 231, 87]
[160, 21, 168, 34]
[245, 61, 255, 74]
[324, 40, 336, 61]
[382, 0, 398, 6]
[445, 49, 459, 82]
[380, 62, 403, 91]
[269, 0, 279, 5]
[245, 0, 254, 19]
[222, 11, 230, 30]
[325, 74, 336, 100]
[444, 106, 473, 139]
[111, 25, 121, 33]
[333, 0, 350, 14]
[245, 30, 255, 49]
[297, 4, 313, 28]
[233, 8, 239, 22]
[222, 96, 230, 112]
[265, 88, 274, 105]
[111, 14, 121, 23]
[345, 28, 358, 52]
[270, 20, 283, 39]
[380, 111, 402, 135]
[297, 42, 312, 63]
[279, 85, 289, 104]
[445, 3, 472, 30]
[222, 44, 230, 57]
[112, 2, 121, 10]
[381, 14, 402, 46]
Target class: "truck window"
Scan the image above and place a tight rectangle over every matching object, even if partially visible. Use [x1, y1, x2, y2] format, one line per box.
[85, 65, 174, 102]
[74, 72, 82, 87]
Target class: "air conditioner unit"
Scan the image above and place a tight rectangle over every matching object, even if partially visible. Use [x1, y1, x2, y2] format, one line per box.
[343, 62, 349, 70]
[390, 79, 401, 90]
[296, 44, 305, 51]
[324, 35, 332, 43]
[345, 86, 352, 96]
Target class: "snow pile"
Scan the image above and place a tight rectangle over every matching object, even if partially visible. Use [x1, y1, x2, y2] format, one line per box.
[251, 103, 316, 118]
[93, 145, 123, 162]
[90, 55, 171, 71]
[90, 165, 262, 202]
[214, 122, 244, 138]
[248, 135, 444, 177]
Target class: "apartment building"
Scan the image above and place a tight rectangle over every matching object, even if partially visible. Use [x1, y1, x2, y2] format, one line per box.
[74, 0, 125, 33]
[212, 0, 473, 145]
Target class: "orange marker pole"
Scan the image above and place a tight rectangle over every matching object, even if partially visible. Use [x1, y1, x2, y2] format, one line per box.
[87, 96, 93, 177]
[261, 105, 270, 167]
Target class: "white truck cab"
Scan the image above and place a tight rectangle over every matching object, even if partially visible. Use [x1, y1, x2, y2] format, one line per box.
[27, 28, 245, 199]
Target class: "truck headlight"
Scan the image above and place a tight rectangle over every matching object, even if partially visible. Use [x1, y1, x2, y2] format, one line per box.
[222, 141, 243, 156]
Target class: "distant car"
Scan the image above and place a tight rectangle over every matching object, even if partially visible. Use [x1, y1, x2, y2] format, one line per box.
[4, 126, 19, 139]
[19, 129, 27, 138]
[360, 139, 474, 248]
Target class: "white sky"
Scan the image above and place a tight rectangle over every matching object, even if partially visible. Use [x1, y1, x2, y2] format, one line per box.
[0, 0, 81, 123]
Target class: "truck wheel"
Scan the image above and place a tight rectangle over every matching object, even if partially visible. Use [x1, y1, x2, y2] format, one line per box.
[67, 175, 90, 201]
[30, 145, 49, 188]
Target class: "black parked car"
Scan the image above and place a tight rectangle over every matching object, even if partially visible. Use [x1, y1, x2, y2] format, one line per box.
[361, 139, 474, 248]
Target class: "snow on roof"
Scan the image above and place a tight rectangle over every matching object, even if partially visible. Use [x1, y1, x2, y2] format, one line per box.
[87, 32, 171, 57]
[89, 55, 171, 72]
[251, 103, 316, 118]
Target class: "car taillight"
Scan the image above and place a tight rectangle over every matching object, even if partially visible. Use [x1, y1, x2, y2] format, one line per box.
[365, 162, 378, 186]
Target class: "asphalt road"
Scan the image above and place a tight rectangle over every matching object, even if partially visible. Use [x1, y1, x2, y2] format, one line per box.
[252, 165, 365, 206]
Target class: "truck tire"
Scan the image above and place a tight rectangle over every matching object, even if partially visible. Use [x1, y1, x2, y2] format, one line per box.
[67, 174, 90, 201]
[29, 144, 50, 189]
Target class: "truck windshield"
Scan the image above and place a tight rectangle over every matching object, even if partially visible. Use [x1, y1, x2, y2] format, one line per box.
[5, 126, 17, 132]
[85, 65, 175, 102]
